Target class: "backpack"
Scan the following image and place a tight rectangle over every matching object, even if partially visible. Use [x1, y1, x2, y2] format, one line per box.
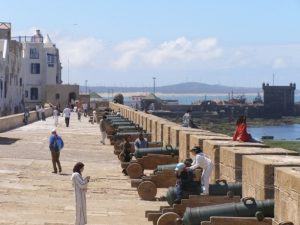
[51, 136, 64, 151]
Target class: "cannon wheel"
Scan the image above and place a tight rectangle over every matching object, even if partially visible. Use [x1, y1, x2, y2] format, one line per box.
[137, 181, 157, 200]
[157, 212, 180, 225]
[126, 163, 144, 179]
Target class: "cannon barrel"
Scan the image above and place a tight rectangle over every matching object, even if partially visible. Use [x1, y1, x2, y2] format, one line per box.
[166, 180, 242, 206]
[108, 119, 130, 123]
[117, 126, 143, 133]
[109, 122, 134, 128]
[181, 198, 274, 225]
[134, 145, 178, 159]
[155, 164, 178, 173]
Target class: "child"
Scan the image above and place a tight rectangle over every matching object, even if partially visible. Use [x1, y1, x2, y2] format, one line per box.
[174, 160, 195, 204]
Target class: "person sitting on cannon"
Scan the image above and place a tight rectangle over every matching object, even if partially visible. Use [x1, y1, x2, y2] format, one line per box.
[187, 146, 213, 195]
[174, 159, 196, 204]
[134, 133, 149, 151]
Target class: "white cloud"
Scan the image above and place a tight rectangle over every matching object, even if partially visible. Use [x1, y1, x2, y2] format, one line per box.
[57, 37, 104, 69]
[111, 37, 223, 70]
[272, 57, 287, 69]
[143, 37, 222, 65]
[112, 38, 149, 69]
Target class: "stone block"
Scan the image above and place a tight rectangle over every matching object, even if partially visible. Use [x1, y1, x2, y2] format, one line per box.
[273, 167, 300, 225]
[169, 127, 198, 148]
[146, 116, 152, 133]
[178, 131, 222, 161]
[150, 119, 158, 142]
[203, 140, 268, 183]
[190, 134, 231, 150]
[220, 147, 298, 182]
[243, 155, 300, 200]
[163, 123, 178, 146]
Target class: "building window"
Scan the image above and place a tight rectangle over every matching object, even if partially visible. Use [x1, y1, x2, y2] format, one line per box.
[30, 48, 39, 59]
[31, 63, 40, 74]
[19, 78, 22, 87]
[47, 54, 56, 67]
[30, 88, 38, 100]
[55, 93, 60, 100]
[25, 90, 28, 98]
[0, 80, 3, 98]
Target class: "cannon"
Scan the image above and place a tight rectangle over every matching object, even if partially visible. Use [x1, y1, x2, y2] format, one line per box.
[178, 197, 274, 225]
[166, 180, 242, 206]
[134, 145, 178, 158]
[110, 132, 152, 146]
[114, 141, 163, 156]
[105, 121, 135, 135]
[145, 180, 242, 225]
[117, 125, 143, 133]
[131, 164, 201, 201]
[122, 145, 179, 179]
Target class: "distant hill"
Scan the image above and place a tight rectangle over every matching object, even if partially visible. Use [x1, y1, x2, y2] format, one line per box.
[81, 82, 262, 94]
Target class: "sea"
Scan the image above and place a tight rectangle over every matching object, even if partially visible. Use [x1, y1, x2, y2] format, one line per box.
[103, 93, 300, 105]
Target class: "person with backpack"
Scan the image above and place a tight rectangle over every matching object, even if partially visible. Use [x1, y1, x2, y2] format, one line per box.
[49, 128, 64, 174]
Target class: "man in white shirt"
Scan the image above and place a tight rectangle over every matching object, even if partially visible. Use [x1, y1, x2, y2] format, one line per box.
[63, 106, 71, 127]
[187, 146, 213, 195]
[182, 109, 191, 128]
[53, 107, 59, 127]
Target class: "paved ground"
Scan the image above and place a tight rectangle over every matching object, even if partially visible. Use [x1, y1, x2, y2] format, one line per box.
[0, 115, 164, 225]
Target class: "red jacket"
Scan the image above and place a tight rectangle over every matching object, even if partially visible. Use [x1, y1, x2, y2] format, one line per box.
[233, 123, 251, 142]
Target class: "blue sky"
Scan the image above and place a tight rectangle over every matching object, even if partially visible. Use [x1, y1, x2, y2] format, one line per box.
[2, 0, 300, 88]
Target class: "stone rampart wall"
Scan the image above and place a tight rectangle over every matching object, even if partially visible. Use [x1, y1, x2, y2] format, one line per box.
[109, 102, 300, 225]
[0, 107, 53, 133]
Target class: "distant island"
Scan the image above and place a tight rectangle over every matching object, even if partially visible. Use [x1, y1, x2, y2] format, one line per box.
[80, 82, 264, 94]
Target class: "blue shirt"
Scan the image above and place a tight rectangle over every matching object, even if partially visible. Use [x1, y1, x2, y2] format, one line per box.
[134, 138, 148, 150]
[49, 134, 64, 151]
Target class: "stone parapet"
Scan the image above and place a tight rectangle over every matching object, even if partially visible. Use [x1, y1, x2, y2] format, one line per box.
[220, 147, 298, 182]
[0, 107, 53, 133]
[242, 155, 300, 200]
[203, 140, 268, 182]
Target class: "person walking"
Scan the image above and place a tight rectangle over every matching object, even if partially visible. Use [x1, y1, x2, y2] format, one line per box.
[182, 109, 192, 128]
[49, 129, 64, 174]
[92, 110, 97, 124]
[41, 106, 46, 121]
[35, 105, 40, 120]
[99, 115, 107, 144]
[53, 107, 59, 127]
[23, 107, 30, 125]
[63, 105, 71, 127]
[71, 162, 90, 225]
[187, 146, 213, 195]
[77, 108, 82, 121]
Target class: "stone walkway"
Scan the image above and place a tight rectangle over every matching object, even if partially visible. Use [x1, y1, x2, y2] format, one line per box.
[0, 115, 163, 225]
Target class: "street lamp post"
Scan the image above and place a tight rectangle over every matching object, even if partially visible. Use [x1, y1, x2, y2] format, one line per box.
[152, 77, 156, 95]
[85, 80, 88, 94]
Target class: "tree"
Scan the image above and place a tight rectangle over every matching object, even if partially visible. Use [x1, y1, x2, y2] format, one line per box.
[113, 93, 124, 104]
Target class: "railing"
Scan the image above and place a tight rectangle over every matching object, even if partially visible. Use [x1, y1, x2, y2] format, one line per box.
[11, 36, 43, 43]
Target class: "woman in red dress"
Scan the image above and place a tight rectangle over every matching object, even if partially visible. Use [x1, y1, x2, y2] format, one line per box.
[233, 116, 252, 142]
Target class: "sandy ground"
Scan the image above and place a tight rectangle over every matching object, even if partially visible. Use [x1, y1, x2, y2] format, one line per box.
[0, 115, 164, 225]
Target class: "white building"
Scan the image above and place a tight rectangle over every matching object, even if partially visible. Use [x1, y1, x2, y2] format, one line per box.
[16, 29, 62, 108]
[0, 22, 24, 116]
[0, 22, 75, 116]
